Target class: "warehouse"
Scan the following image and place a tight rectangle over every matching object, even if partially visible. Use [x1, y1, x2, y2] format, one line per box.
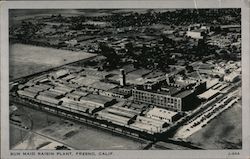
[24, 87, 43, 94]
[53, 86, 74, 93]
[146, 107, 180, 123]
[60, 97, 99, 113]
[61, 74, 76, 81]
[70, 76, 97, 86]
[18, 84, 27, 90]
[130, 116, 167, 134]
[39, 90, 62, 99]
[49, 88, 68, 95]
[17, 90, 37, 99]
[59, 97, 92, 113]
[112, 104, 141, 115]
[104, 105, 139, 119]
[81, 68, 110, 78]
[198, 89, 220, 101]
[36, 94, 62, 105]
[97, 111, 132, 126]
[79, 94, 116, 107]
[88, 81, 117, 92]
[35, 84, 52, 90]
[65, 93, 82, 101]
[51, 69, 69, 79]
[72, 90, 89, 97]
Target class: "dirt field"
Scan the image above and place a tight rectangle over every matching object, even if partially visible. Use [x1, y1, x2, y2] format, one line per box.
[10, 104, 147, 150]
[9, 44, 97, 80]
[187, 101, 242, 149]
[10, 125, 28, 149]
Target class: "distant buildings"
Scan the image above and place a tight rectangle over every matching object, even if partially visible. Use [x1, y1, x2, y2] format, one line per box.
[224, 72, 240, 82]
[186, 24, 209, 39]
[220, 25, 241, 32]
[186, 29, 206, 39]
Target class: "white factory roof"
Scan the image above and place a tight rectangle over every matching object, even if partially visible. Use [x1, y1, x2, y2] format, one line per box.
[53, 69, 69, 78]
[146, 107, 178, 119]
[198, 89, 219, 100]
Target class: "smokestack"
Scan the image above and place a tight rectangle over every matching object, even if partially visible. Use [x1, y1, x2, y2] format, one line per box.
[166, 74, 170, 85]
[120, 69, 126, 86]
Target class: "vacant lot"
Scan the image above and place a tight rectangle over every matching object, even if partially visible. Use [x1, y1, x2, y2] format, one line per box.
[10, 104, 147, 150]
[9, 44, 97, 80]
[10, 125, 28, 149]
[187, 101, 242, 149]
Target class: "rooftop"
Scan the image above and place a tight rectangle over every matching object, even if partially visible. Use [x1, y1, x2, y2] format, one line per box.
[81, 94, 115, 105]
[174, 89, 194, 98]
[198, 89, 219, 100]
[147, 107, 178, 119]
[70, 76, 98, 86]
[89, 81, 117, 91]
[189, 29, 206, 33]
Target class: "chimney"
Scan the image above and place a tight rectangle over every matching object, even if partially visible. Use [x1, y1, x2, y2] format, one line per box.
[166, 74, 170, 85]
[120, 69, 126, 86]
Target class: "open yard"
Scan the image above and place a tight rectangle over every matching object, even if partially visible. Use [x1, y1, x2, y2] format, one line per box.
[186, 100, 242, 149]
[10, 103, 147, 150]
[9, 44, 97, 80]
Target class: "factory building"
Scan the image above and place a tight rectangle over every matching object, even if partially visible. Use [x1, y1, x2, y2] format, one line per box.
[146, 107, 181, 123]
[17, 90, 37, 99]
[99, 87, 131, 99]
[132, 76, 206, 111]
[79, 94, 116, 108]
[36, 94, 62, 105]
[130, 116, 167, 134]
[132, 89, 182, 111]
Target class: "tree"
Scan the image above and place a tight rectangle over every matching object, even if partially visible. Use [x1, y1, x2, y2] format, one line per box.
[125, 42, 134, 57]
[98, 42, 120, 68]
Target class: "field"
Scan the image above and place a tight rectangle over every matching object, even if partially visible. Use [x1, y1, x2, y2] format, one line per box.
[10, 104, 147, 150]
[10, 125, 28, 149]
[9, 44, 97, 80]
[186, 100, 242, 149]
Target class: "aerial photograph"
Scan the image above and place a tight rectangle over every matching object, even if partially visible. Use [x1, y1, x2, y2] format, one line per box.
[9, 9, 241, 150]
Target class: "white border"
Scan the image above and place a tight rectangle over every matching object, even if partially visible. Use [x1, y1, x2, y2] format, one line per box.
[1, 1, 249, 159]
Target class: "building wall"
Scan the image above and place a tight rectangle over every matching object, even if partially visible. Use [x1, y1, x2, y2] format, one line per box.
[132, 89, 182, 111]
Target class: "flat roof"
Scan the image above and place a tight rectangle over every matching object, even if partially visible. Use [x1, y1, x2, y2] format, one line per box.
[135, 85, 181, 96]
[71, 76, 98, 86]
[189, 29, 205, 33]
[82, 94, 114, 104]
[89, 81, 117, 91]
[129, 68, 152, 77]
[82, 68, 110, 77]
[174, 90, 194, 98]
[146, 107, 178, 119]
[198, 89, 219, 99]
[221, 25, 241, 28]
